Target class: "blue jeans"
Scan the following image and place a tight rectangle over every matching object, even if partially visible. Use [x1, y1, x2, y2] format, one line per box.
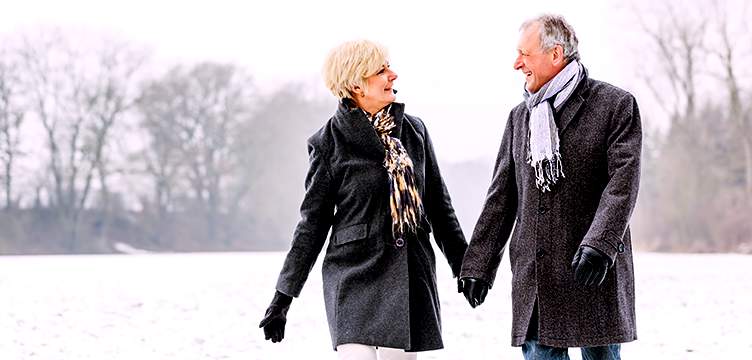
[523, 301, 621, 360]
[522, 339, 621, 360]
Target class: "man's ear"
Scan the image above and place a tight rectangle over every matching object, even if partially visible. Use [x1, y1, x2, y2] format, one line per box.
[551, 44, 566, 66]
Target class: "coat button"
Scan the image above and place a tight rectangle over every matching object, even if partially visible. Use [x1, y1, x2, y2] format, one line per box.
[538, 207, 547, 215]
[617, 242, 625, 253]
[395, 238, 405, 248]
[536, 249, 545, 258]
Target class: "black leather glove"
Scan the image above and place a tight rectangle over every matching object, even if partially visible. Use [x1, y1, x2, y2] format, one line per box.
[572, 245, 612, 286]
[259, 291, 293, 343]
[460, 277, 489, 308]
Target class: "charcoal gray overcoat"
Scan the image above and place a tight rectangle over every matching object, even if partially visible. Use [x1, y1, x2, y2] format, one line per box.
[461, 72, 641, 348]
[275, 101, 467, 352]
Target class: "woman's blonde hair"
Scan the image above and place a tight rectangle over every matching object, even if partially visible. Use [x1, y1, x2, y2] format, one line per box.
[323, 40, 389, 100]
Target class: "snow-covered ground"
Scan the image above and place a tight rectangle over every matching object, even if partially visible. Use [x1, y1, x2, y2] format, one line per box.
[1, 252, 750, 359]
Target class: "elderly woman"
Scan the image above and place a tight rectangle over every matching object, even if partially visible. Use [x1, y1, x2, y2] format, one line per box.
[259, 40, 468, 359]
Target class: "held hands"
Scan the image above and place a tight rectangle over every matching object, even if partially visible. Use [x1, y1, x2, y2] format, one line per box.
[460, 277, 489, 308]
[259, 291, 293, 343]
[571, 245, 612, 286]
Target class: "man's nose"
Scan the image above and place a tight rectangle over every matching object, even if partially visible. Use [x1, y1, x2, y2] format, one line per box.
[388, 69, 398, 81]
[513, 55, 523, 70]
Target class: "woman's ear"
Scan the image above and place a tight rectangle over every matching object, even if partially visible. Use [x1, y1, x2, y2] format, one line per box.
[352, 85, 365, 97]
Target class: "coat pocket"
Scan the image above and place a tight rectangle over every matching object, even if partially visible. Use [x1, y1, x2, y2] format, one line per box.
[332, 223, 369, 246]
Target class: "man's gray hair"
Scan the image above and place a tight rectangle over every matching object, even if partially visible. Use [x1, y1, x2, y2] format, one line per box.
[521, 14, 580, 63]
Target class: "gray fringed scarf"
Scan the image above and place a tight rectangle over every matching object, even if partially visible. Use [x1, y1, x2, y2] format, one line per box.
[524, 60, 583, 192]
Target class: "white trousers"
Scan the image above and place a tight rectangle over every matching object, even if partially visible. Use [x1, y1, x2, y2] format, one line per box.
[336, 344, 417, 360]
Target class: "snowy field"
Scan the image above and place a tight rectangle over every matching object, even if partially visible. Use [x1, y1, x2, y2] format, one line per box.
[1, 252, 750, 360]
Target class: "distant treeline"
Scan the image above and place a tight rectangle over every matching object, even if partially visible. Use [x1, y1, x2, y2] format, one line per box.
[2, 0, 752, 255]
[0, 30, 334, 254]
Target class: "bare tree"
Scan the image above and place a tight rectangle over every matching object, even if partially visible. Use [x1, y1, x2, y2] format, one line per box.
[135, 73, 187, 247]
[633, 0, 752, 250]
[137, 63, 255, 246]
[707, 0, 752, 199]
[18, 31, 145, 251]
[81, 42, 146, 249]
[637, 1, 707, 125]
[0, 49, 25, 210]
[635, 1, 711, 247]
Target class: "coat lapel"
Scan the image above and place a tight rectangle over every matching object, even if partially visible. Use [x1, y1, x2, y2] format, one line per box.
[557, 71, 591, 134]
[332, 100, 405, 161]
[389, 102, 405, 139]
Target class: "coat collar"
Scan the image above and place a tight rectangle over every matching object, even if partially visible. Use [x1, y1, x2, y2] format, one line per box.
[557, 66, 591, 134]
[333, 100, 406, 160]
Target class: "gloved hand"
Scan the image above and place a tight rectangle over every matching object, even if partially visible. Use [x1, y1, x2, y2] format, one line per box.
[571, 245, 612, 286]
[460, 277, 489, 308]
[259, 290, 293, 343]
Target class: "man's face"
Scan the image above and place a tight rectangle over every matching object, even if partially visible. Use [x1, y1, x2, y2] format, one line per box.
[513, 23, 560, 93]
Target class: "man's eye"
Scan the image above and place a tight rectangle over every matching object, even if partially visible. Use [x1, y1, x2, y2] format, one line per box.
[377, 68, 386, 75]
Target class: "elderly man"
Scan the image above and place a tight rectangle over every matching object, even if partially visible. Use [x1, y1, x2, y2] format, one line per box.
[460, 14, 641, 360]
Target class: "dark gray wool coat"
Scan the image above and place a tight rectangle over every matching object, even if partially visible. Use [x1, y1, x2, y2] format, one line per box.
[275, 101, 468, 352]
[460, 71, 641, 348]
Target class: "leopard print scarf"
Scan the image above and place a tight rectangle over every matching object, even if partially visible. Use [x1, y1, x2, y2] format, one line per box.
[366, 105, 424, 241]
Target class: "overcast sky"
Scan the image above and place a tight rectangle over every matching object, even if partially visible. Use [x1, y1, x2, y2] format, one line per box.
[1, 0, 639, 163]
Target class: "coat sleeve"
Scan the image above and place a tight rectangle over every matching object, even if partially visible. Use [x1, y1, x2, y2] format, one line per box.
[580, 93, 642, 264]
[275, 138, 336, 297]
[421, 120, 468, 278]
[460, 112, 518, 288]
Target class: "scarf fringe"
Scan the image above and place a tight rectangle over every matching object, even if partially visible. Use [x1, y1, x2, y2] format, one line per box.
[533, 153, 565, 192]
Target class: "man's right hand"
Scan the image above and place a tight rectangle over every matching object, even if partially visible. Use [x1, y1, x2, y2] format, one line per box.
[259, 291, 293, 343]
[460, 277, 489, 308]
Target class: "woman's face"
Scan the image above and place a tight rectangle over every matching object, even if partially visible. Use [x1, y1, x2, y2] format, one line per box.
[354, 64, 398, 114]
